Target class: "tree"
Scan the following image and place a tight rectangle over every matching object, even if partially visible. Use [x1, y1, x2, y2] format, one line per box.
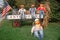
[50, 0, 60, 22]
[7, 0, 17, 8]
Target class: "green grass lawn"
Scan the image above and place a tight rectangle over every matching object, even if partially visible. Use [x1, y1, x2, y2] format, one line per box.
[0, 20, 60, 40]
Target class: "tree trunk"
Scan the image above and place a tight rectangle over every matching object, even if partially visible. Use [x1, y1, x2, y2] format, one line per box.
[43, 0, 51, 27]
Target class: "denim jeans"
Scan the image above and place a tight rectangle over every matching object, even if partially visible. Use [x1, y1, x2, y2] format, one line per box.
[31, 12, 36, 19]
[20, 13, 25, 19]
[39, 10, 45, 19]
[34, 30, 44, 40]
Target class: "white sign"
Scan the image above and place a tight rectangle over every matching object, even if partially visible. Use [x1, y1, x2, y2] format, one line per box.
[25, 14, 32, 19]
[36, 14, 39, 18]
[7, 14, 40, 19]
[7, 15, 21, 19]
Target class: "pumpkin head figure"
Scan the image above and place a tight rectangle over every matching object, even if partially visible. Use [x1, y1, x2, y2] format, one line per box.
[31, 4, 35, 8]
[34, 19, 42, 28]
[20, 4, 25, 9]
[39, 4, 44, 7]
[34, 19, 45, 28]
[34, 19, 40, 25]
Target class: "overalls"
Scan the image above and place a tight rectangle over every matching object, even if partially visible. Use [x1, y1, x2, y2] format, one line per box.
[29, 8, 36, 19]
[20, 9, 25, 19]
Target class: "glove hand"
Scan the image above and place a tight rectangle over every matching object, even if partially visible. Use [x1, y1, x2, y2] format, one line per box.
[31, 31, 34, 35]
